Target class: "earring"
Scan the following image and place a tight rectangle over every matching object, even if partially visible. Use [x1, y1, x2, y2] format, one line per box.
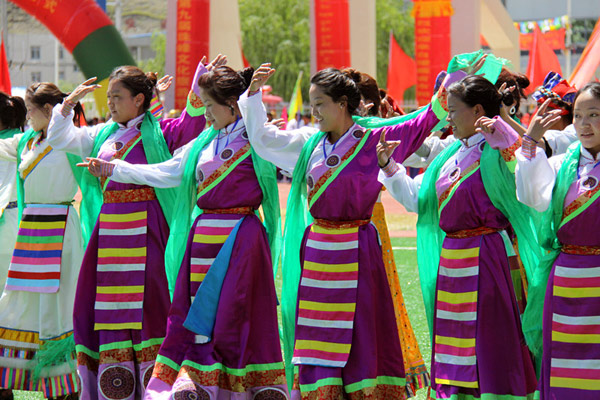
[229, 105, 235, 115]
[509, 106, 516, 115]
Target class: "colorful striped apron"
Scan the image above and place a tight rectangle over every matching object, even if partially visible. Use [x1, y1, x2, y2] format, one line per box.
[94, 188, 155, 331]
[5, 204, 69, 293]
[293, 219, 368, 368]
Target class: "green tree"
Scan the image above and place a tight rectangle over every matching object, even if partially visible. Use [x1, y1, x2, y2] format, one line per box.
[239, 0, 310, 101]
[376, 0, 415, 100]
[139, 31, 166, 77]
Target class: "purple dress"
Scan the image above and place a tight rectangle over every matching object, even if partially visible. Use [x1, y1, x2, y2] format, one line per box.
[75, 112, 204, 400]
[538, 163, 600, 399]
[144, 127, 287, 399]
[292, 108, 438, 400]
[429, 139, 537, 399]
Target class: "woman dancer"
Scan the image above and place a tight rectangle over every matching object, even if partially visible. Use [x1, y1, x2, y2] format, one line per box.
[46, 62, 207, 400]
[377, 75, 539, 399]
[515, 82, 600, 399]
[238, 54, 481, 398]
[0, 83, 85, 399]
[79, 64, 288, 399]
[0, 93, 26, 293]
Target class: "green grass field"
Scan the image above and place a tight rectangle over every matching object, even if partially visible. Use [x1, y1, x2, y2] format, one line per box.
[15, 237, 429, 400]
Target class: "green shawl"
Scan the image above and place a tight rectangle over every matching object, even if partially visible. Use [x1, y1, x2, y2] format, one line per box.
[416, 142, 542, 344]
[163, 125, 281, 299]
[522, 142, 581, 362]
[78, 111, 178, 246]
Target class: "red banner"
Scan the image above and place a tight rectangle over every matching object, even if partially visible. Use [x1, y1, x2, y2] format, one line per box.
[313, 0, 350, 71]
[175, 0, 210, 109]
[414, 15, 451, 106]
[520, 28, 565, 51]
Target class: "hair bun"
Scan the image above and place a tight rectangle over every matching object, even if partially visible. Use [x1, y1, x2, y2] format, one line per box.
[238, 67, 255, 91]
[341, 68, 362, 84]
[146, 72, 158, 88]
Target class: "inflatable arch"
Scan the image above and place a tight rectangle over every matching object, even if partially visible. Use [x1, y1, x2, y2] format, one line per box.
[12, 0, 135, 115]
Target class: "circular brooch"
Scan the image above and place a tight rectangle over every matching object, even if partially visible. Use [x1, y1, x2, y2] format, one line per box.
[479, 141, 486, 152]
[172, 381, 210, 400]
[352, 129, 364, 139]
[326, 154, 341, 168]
[136, 121, 143, 131]
[448, 166, 461, 182]
[220, 148, 234, 161]
[113, 141, 124, 151]
[241, 130, 249, 140]
[307, 174, 314, 189]
[582, 175, 599, 191]
[197, 168, 205, 183]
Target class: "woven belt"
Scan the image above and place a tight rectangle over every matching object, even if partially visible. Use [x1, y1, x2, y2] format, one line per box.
[446, 226, 500, 239]
[313, 218, 371, 230]
[5, 201, 18, 209]
[103, 188, 156, 204]
[202, 206, 255, 215]
[562, 244, 600, 256]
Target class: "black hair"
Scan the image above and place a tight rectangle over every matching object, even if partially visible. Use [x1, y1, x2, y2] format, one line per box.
[197, 66, 255, 106]
[447, 75, 510, 118]
[0, 92, 26, 131]
[109, 66, 158, 111]
[310, 68, 362, 116]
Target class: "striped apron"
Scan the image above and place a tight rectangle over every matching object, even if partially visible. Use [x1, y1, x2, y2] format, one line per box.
[5, 204, 69, 293]
[94, 187, 155, 330]
[433, 228, 501, 389]
[292, 218, 368, 368]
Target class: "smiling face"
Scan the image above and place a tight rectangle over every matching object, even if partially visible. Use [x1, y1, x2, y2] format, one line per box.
[309, 84, 347, 133]
[199, 87, 238, 131]
[24, 97, 51, 133]
[573, 90, 600, 156]
[107, 80, 144, 124]
[446, 93, 482, 140]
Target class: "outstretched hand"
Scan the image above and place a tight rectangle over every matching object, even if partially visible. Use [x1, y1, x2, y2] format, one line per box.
[525, 99, 563, 142]
[202, 54, 227, 72]
[462, 54, 487, 77]
[156, 75, 173, 93]
[249, 63, 276, 93]
[76, 157, 115, 178]
[376, 130, 401, 168]
[66, 77, 101, 104]
[267, 118, 286, 129]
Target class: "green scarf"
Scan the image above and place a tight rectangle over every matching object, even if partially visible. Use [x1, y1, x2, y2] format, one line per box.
[522, 142, 580, 363]
[16, 129, 82, 221]
[417, 142, 542, 344]
[163, 125, 281, 299]
[78, 112, 177, 246]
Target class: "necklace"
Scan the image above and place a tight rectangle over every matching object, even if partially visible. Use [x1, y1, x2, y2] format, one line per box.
[215, 117, 241, 156]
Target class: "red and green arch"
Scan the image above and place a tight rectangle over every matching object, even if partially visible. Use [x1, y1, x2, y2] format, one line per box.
[12, 0, 136, 115]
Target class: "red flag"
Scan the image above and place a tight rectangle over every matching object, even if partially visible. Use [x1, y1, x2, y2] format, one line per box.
[526, 26, 562, 95]
[387, 32, 416, 102]
[0, 34, 11, 95]
[241, 49, 250, 69]
[569, 17, 600, 89]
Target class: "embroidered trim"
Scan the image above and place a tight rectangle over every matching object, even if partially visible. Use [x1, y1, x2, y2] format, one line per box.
[103, 188, 156, 204]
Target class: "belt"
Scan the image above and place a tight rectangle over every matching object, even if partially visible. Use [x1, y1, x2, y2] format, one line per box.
[202, 206, 255, 215]
[5, 201, 17, 209]
[446, 226, 500, 239]
[313, 218, 371, 230]
[103, 188, 156, 204]
[562, 244, 600, 256]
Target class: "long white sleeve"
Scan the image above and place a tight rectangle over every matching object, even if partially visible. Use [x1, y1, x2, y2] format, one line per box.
[238, 89, 315, 172]
[378, 163, 422, 213]
[515, 147, 563, 212]
[543, 125, 578, 156]
[403, 135, 456, 168]
[111, 141, 192, 188]
[46, 104, 104, 158]
[0, 134, 21, 162]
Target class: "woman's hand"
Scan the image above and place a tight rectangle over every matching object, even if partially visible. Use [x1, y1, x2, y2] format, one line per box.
[66, 77, 101, 104]
[376, 130, 401, 168]
[249, 63, 276, 93]
[76, 157, 115, 178]
[156, 75, 173, 93]
[267, 118, 286, 129]
[525, 99, 562, 143]
[462, 54, 487, 76]
[202, 54, 227, 72]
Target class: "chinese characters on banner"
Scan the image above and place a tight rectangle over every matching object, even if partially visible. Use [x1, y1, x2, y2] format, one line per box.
[175, 0, 210, 109]
[412, 0, 453, 106]
[313, 0, 350, 71]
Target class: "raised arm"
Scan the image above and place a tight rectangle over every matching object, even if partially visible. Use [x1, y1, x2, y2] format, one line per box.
[46, 78, 103, 157]
[80, 141, 193, 188]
